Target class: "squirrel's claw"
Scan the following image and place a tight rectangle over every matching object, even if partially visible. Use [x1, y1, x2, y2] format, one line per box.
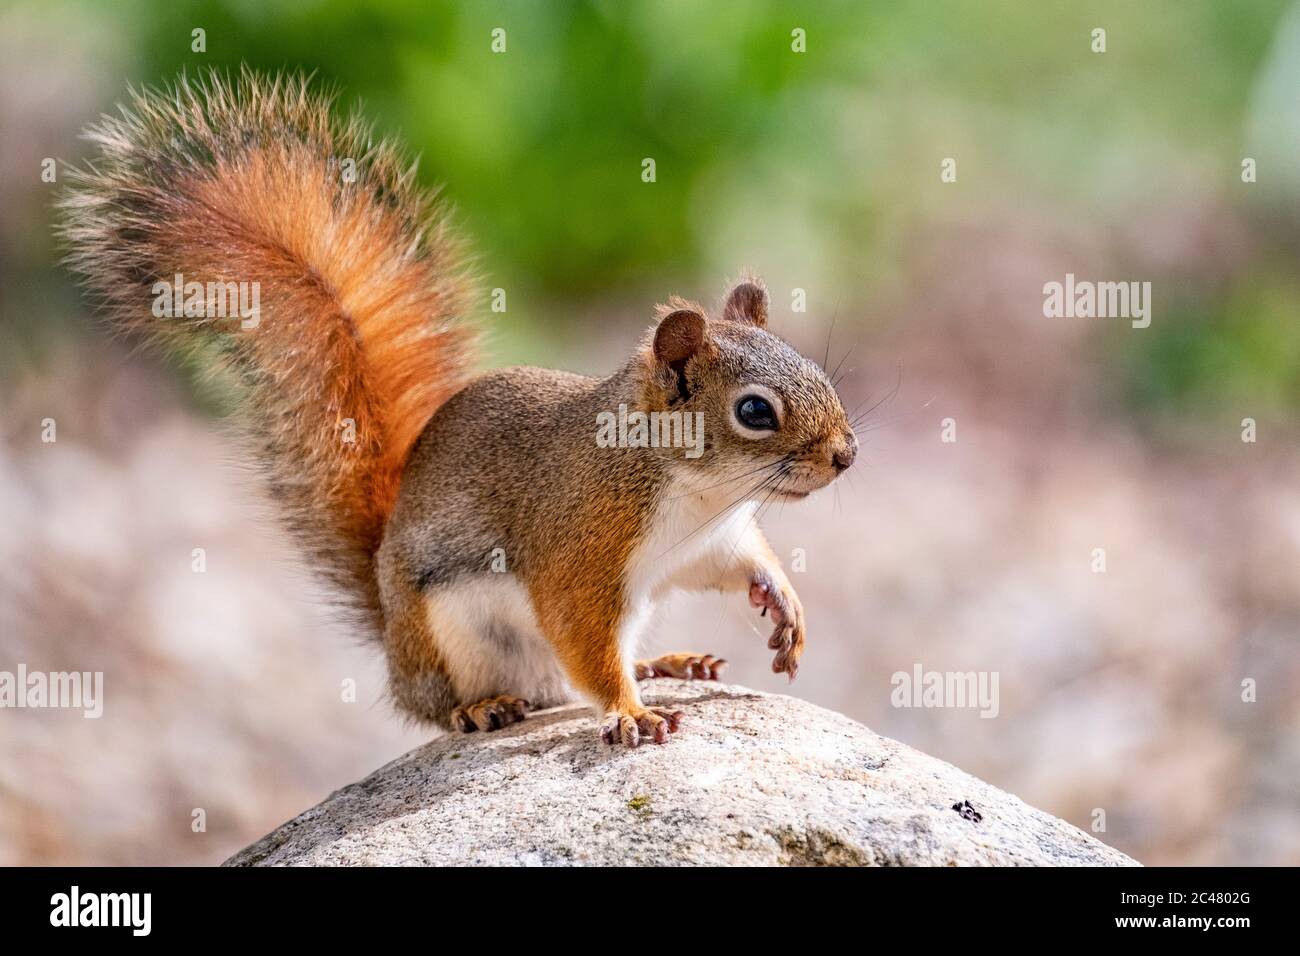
[451, 695, 531, 733]
[750, 577, 805, 680]
[599, 707, 683, 747]
[634, 652, 726, 681]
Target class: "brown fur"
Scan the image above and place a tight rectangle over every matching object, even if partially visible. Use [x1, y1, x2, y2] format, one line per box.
[56, 69, 475, 628]
[380, 289, 852, 739]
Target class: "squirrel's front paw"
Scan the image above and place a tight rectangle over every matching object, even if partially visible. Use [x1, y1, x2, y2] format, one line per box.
[598, 706, 683, 747]
[749, 575, 806, 680]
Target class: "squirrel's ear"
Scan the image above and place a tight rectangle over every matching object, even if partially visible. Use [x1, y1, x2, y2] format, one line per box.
[652, 307, 708, 367]
[722, 279, 768, 328]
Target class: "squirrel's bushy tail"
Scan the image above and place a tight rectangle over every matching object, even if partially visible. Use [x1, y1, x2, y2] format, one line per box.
[57, 68, 476, 629]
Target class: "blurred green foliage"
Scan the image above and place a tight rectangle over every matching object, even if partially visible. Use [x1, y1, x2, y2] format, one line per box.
[74, 1, 1290, 284]
[1116, 278, 1300, 420]
[10, 0, 1300, 424]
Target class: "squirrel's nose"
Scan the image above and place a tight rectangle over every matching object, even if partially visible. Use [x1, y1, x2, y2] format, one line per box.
[831, 435, 857, 473]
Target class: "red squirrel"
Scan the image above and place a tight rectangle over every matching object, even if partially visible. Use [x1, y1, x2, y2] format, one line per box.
[58, 70, 857, 747]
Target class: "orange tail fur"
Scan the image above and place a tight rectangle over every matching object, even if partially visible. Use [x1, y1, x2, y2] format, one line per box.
[57, 68, 477, 628]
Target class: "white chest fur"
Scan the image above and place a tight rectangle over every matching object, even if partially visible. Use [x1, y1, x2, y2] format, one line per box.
[618, 484, 762, 654]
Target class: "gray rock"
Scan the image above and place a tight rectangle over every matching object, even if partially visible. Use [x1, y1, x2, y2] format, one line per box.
[225, 682, 1138, 866]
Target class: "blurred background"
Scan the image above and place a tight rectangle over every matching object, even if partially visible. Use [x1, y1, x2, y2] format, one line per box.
[2, 0, 1298, 866]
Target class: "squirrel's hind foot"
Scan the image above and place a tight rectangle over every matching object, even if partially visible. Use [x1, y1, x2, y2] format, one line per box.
[599, 706, 684, 747]
[634, 652, 726, 681]
[451, 695, 532, 733]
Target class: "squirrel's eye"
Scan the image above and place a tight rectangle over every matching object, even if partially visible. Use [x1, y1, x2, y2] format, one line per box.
[735, 395, 778, 430]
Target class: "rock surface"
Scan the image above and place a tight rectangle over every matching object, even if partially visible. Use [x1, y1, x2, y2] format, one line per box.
[225, 682, 1138, 866]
